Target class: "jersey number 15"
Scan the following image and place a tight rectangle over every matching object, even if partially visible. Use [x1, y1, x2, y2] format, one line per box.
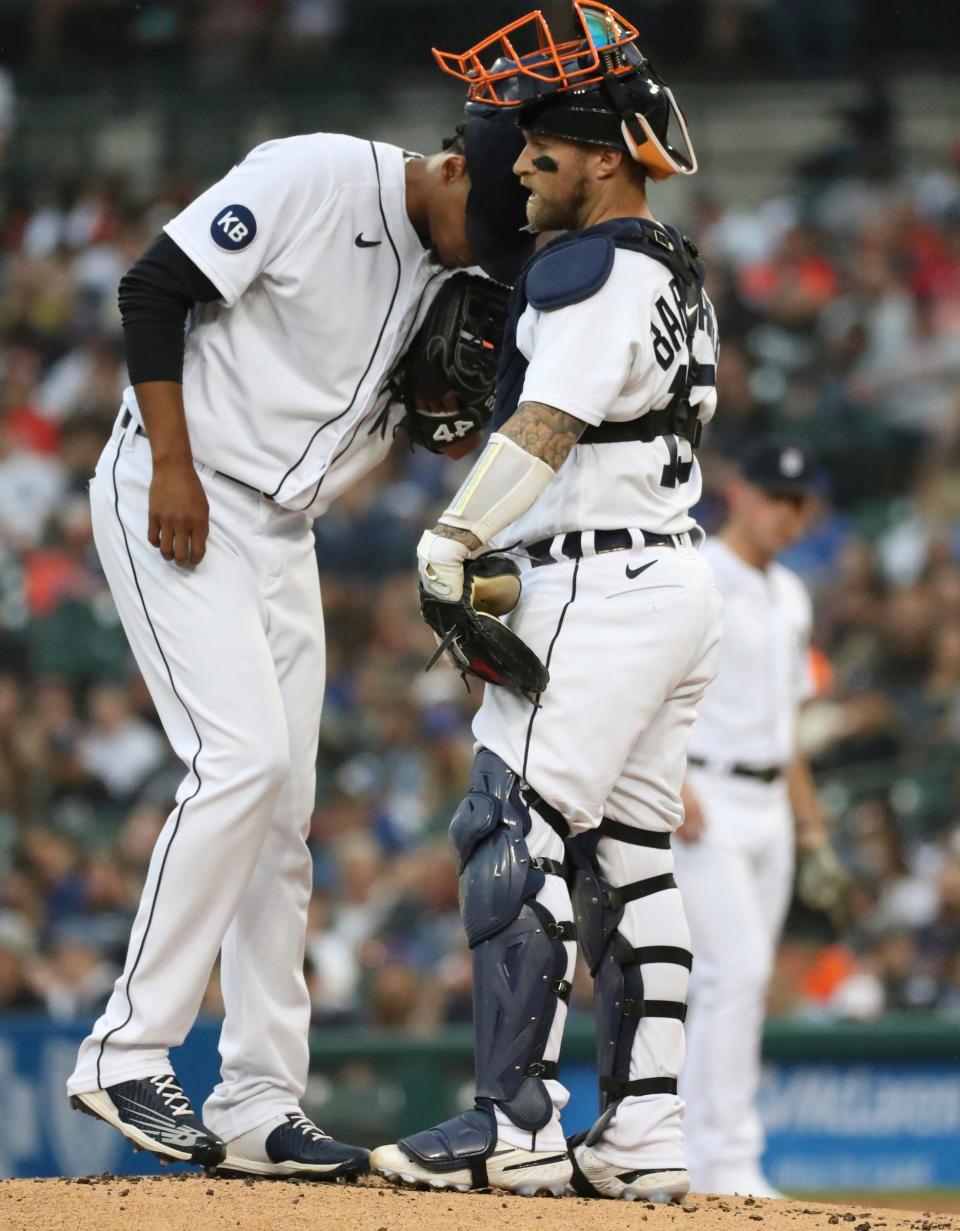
[660, 364, 694, 489]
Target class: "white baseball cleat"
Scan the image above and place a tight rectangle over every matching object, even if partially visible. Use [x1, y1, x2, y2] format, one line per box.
[568, 1139, 690, 1202]
[372, 1106, 572, 1197]
[371, 1140, 571, 1196]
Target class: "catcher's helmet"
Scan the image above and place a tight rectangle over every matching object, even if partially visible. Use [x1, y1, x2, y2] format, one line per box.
[434, 2, 697, 182]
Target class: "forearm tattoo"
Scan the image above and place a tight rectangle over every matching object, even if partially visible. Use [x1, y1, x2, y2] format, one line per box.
[434, 523, 482, 550]
[499, 400, 587, 471]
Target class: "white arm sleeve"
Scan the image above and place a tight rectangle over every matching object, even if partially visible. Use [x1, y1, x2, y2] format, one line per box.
[439, 432, 555, 546]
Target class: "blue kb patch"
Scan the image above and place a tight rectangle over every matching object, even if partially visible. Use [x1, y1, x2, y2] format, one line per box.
[210, 204, 257, 252]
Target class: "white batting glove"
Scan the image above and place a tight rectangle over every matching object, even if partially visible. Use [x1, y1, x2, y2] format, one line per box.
[417, 529, 471, 603]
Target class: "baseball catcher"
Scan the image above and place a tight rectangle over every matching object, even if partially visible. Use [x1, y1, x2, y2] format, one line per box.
[372, 0, 717, 1203]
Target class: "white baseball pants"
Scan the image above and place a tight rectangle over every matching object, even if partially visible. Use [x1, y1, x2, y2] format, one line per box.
[473, 536, 722, 1169]
[67, 416, 325, 1142]
[672, 767, 795, 1188]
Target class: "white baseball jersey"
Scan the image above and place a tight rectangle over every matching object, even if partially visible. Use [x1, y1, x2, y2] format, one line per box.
[493, 246, 719, 546]
[688, 536, 814, 769]
[122, 133, 446, 516]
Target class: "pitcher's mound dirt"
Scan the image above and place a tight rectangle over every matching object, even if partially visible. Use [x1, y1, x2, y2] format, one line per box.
[2, 1174, 958, 1231]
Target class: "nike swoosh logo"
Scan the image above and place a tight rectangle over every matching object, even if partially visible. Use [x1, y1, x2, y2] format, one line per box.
[355, 233, 382, 248]
[625, 560, 656, 580]
[501, 1153, 569, 1172]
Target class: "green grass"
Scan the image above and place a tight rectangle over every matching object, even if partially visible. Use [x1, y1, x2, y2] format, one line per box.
[795, 1192, 960, 1214]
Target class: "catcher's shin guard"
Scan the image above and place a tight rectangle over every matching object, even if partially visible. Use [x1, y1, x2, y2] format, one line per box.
[450, 749, 575, 1132]
[569, 820, 692, 1116]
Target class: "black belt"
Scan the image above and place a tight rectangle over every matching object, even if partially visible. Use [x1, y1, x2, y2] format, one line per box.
[526, 527, 699, 566]
[688, 755, 783, 784]
[119, 409, 273, 501]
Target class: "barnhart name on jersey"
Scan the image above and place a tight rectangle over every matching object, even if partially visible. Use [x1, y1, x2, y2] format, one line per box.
[494, 246, 720, 547]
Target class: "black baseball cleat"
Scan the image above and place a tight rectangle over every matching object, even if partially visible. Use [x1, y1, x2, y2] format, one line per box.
[71, 1074, 226, 1167]
[216, 1112, 370, 1180]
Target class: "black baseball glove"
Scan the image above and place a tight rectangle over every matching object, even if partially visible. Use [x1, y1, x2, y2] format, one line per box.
[390, 273, 510, 452]
[420, 554, 549, 699]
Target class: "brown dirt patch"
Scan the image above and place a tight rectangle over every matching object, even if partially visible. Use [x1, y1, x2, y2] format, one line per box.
[2, 1175, 959, 1231]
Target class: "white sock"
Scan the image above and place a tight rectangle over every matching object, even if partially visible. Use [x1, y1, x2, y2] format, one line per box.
[225, 1112, 289, 1159]
[494, 1103, 567, 1153]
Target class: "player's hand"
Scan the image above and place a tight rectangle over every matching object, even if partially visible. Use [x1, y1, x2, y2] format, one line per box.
[676, 780, 706, 843]
[148, 459, 209, 566]
[796, 840, 851, 927]
[417, 528, 470, 603]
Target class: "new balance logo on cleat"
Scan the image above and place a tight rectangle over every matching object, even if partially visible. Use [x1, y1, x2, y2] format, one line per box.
[70, 1074, 226, 1168]
[115, 1096, 212, 1148]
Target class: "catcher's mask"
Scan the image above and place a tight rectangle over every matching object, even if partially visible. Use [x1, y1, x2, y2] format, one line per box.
[460, 106, 534, 284]
[434, 2, 697, 182]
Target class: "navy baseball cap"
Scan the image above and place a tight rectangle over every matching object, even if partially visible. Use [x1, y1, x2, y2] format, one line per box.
[740, 436, 819, 496]
[462, 108, 534, 284]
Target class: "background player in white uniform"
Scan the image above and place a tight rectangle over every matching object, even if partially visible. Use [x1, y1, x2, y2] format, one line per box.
[371, 4, 722, 1202]
[673, 437, 833, 1198]
[65, 115, 532, 1177]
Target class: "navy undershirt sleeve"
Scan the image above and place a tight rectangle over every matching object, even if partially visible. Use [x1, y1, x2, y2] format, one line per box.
[119, 233, 222, 384]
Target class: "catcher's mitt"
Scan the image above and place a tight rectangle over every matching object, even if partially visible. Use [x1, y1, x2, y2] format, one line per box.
[391, 273, 510, 452]
[420, 554, 549, 698]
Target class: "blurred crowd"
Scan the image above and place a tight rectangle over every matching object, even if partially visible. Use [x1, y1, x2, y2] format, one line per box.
[0, 95, 959, 1037]
[3, 0, 955, 81]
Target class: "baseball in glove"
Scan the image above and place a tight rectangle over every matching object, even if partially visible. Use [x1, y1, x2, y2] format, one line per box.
[391, 273, 511, 452]
[420, 554, 549, 699]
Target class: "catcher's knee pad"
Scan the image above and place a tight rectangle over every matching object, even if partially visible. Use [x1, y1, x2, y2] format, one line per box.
[569, 819, 692, 1112]
[451, 749, 575, 1131]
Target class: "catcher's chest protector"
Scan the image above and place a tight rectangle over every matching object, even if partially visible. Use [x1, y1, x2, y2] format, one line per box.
[490, 217, 705, 432]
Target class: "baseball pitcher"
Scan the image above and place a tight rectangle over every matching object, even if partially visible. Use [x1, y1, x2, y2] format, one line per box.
[65, 102, 529, 1177]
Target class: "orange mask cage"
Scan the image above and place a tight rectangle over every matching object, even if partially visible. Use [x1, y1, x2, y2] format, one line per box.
[433, 2, 642, 107]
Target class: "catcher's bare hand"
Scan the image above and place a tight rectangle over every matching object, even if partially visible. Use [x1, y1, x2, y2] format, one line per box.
[148, 459, 209, 566]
